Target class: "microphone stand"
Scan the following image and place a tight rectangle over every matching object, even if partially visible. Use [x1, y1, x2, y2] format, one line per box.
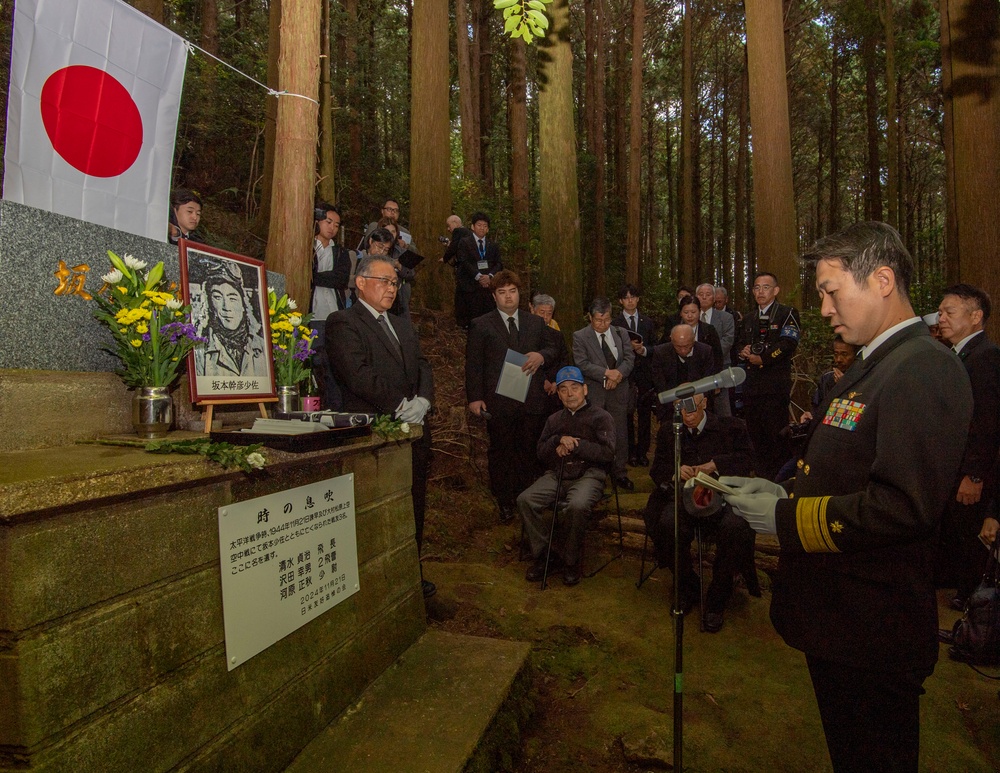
[671, 399, 684, 771]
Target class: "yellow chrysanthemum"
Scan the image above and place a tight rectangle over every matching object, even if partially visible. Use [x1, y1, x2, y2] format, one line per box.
[136, 322, 149, 334]
[130, 339, 143, 348]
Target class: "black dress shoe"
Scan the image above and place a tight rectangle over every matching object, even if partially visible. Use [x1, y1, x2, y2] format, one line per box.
[615, 476, 635, 492]
[628, 456, 639, 468]
[949, 595, 967, 612]
[525, 557, 547, 582]
[563, 563, 582, 586]
[703, 611, 725, 633]
[422, 579, 437, 598]
[938, 628, 955, 645]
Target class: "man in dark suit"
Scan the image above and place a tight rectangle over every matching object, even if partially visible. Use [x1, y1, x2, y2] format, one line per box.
[326, 255, 436, 598]
[651, 324, 715, 415]
[697, 283, 736, 416]
[466, 270, 558, 523]
[573, 297, 636, 490]
[613, 284, 656, 466]
[454, 211, 502, 328]
[936, 284, 1000, 611]
[735, 272, 801, 479]
[642, 392, 757, 631]
[530, 293, 570, 415]
[724, 223, 972, 773]
[442, 215, 473, 326]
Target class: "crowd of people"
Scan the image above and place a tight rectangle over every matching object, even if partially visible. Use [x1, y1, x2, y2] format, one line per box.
[175, 193, 999, 772]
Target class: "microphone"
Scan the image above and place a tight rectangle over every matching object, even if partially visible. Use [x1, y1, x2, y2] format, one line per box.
[657, 366, 746, 405]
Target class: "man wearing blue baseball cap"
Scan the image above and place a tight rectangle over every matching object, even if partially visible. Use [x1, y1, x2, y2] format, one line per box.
[517, 365, 617, 585]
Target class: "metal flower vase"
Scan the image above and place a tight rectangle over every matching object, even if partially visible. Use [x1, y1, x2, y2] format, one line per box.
[132, 386, 174, 438]
[276, 385, 300, 415]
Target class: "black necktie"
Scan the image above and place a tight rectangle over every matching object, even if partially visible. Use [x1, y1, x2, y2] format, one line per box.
[479, 239, 486, 257]
[378, 314, 402, 358]
[508, 315, 518, 347]
[628, 315, 636, 332]
[601, 333, 616, 369]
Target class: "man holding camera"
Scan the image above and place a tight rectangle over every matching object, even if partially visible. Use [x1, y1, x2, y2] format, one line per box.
[735, 272, 800, 479]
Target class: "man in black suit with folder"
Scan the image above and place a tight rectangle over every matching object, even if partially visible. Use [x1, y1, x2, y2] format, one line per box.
[327, 254, 436, 597]
[466, 270, 558, 523]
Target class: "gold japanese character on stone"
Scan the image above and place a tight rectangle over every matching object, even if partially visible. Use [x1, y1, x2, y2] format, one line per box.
[53, 260, 92, 300]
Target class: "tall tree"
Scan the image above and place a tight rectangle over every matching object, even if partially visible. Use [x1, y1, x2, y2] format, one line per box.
[745, 0, 798, 298]
[625, 0, 644, 285]
[266, 0, 321, 304]
[410, 0, 452, 309]
[253, 0, 281, 242]
[592, 0, 608, 297]
[318, 0, 336, 205]
[679, 0, 695, 285]
[941, 0, 1000, 333]
[456, 0, 481, 181]
[539, 0, 583, 319]
[509, 38, 531, 280]
[882, 0, 899, 229]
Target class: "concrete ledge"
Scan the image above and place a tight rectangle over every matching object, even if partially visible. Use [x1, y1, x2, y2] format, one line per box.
[285, 630, 533, 773]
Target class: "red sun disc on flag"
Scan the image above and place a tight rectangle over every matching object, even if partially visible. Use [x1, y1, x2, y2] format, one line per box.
[40, 65, 143, 178]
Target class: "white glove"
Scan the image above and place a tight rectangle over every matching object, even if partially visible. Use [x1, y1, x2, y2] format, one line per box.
[723, 487, 787, 535]
[396, 396, 430, 425]
[719, 476, 788, 499]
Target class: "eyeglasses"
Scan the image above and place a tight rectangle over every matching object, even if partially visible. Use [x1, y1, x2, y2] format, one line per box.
[360, 275, 400, 289]
[382, 206, 400, 213]
[752, 285, 775, 292]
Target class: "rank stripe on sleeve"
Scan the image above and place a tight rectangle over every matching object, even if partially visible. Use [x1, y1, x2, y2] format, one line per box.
[795, 496, 840, 553]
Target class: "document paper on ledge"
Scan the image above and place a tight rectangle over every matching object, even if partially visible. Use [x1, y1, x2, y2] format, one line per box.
[495, 348, 532, 403]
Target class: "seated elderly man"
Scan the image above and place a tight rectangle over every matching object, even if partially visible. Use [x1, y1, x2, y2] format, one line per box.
[518, 366, 616, 586]
[642, 392, 757, 631]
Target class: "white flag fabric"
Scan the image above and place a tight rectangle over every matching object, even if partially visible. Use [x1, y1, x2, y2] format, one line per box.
[4, 0, 188, 241]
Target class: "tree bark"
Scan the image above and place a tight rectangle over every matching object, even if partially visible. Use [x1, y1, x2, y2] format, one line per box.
[539, 0, 582, 321]
[410, 0, 453, 310]
[477, 1, 495, 192]
[252, 0, 281, 242]
[266, 0, 321, 306]
[941, 0, 1000, 334]
[679, 0, 695, 287]
[455, 0, 481, 181]
[593, 0, 607, 297]
[828, 31, 840, 232]
[134, 0, 164, 23]
[318, 0, 336, 205]
[509, 38, 530, 283]
[734, 47, 748, 310]
[344, 0, 362, 211]
[625, 0, 644, 286]
[745, 0, 798, 300]
[882, 0, 898, 230]
[863, 0, 883, 222]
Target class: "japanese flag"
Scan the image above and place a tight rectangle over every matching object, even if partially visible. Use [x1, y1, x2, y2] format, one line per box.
[3, 0, 188, 241]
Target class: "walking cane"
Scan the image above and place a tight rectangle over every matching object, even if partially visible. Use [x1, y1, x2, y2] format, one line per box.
[540, 455, 568, 590]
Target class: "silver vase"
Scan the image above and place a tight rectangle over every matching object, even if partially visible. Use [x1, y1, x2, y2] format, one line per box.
[276, 385, 300, 415]
[132, 386, 173, 439]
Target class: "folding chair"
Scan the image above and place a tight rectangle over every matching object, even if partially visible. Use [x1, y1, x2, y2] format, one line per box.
[539, 473, 623, 590]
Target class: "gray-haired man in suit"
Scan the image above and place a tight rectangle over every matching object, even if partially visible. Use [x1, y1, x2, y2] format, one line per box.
[573, 297, 635, 490]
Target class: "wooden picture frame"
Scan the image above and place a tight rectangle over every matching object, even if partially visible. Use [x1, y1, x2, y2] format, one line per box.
[179, 240, 276, 404]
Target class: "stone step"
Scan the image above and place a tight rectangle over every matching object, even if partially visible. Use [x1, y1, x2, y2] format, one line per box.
[284, 630, 532, 773]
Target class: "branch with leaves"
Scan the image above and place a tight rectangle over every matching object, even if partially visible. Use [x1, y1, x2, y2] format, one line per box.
[494, 0, 552, 42]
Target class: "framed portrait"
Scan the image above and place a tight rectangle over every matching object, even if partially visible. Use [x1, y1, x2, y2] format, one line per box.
[179, 240, 276, 403]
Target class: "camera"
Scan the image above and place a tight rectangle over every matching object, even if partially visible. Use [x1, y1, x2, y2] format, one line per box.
[750, 342, 765, 355]
[438, 235, 450, 244]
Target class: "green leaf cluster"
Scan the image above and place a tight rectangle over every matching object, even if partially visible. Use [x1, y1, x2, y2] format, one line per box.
[144, 438, 267, 473]
[371, 414, 414, 441]
[494, 0, 552, 43]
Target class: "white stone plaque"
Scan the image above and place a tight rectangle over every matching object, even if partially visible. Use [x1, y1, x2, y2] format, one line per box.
[218, 473, 359, 670]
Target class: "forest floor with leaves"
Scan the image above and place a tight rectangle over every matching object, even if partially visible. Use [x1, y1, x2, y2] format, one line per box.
[413, 308, 999, 773]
